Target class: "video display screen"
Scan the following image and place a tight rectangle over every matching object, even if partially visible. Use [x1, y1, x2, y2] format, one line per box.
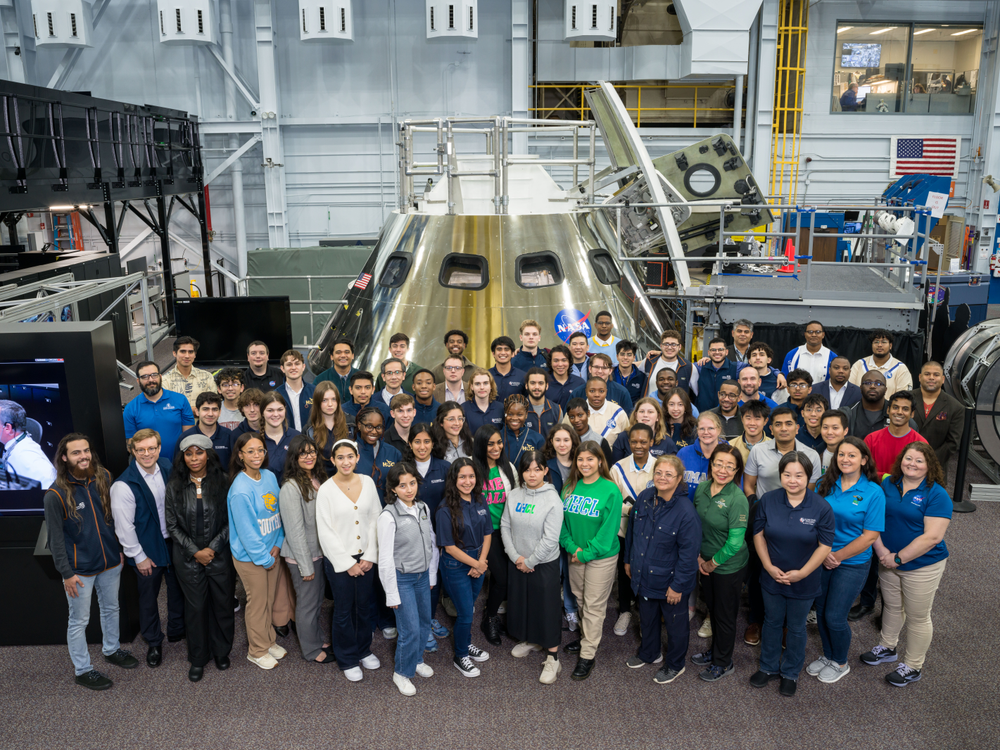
[1, 358, 73, 514]
[841, 42, 881, 68]
[174, 296, 293, 365]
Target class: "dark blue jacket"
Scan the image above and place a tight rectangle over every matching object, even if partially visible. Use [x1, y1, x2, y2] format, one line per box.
[526, 398, 562, 440]
[264, 428, 300, 482]
[274, 381, 316, 431]
[356, 440, 403, 505]
[413, 398, 441, 426]
[417, 457, 451, 520]
[570, 380, 634, 415]
[610, 432, 677, 464]
[624, 484, 701, 599]
[500, 424, 544, 468]
[174, 424, 234, 471]
[343, 398, 391, 425]
[546, 458, 566, 495]
[43, 469, 121, 579]
[116, 457, 174, 568]
[511, 348, 548, 372]
[811, 380, 862, 412]
[489, 365, 526, 403]
[463, 399, 505, 435]
[547, 374, 585, 412]
[613, 366, 648, 408]
[694, 359, 743, 413]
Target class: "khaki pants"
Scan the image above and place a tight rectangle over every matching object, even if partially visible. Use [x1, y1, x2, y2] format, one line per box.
[271, 557, 297, 628]
[568, 554, 618, 660]
[878, 559, 947, 670]
[233, 558, 279, 658]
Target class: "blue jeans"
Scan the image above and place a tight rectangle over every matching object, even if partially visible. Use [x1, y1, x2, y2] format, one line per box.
[324, 558, 374, 671]
[560, 551, 578, 615]
[394, 571, 432, 677]
[759, 589, 813, 680]
[439, 550, 484, 658]
[66, 563, 122, 676]
[815, 562, 868, 664]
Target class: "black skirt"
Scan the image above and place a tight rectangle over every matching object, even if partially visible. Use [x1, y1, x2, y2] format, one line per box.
[505, 557, 562, 649]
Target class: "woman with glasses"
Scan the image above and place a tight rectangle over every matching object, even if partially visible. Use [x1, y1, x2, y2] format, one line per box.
[433, 402, 474, 462]
[690, 445, 749, 683]
[228, 433, 286, 670]
[677, 411, 728, 498]
[307, 381, 352, 475]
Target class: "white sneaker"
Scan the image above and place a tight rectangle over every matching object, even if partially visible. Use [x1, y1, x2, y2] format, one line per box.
[360, 654, 381, 670]
[697, 614, 713, 639]
[566, 611, 579, 632]
[415, 662, 434, 678]
[344, 666, 363, 682]
[467, 644, 490, 662]
[393, 672, 416, 696]
[511, 642, 543, 658]
[818, 662, 851, 684]
[382, 627, 398, 640]
[614, 611, 632, 636]
[268, 643, 287, 660]
[497, 601, 507, 614]
[807, 657, 834, 676]
[806, 609, 818, 625]
[688, 605, 696, 621]
[540, 654, 562, 684]
[247, 652, 278, 670]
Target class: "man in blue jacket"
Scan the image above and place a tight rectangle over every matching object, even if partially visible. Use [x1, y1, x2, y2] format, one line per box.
[123, 361, 195, 457]
[110, 429, 184, 668]
[693, 337, 745, 413]
[569, 354, 634, 414]
[274, 349, 315, 432]
[44, 434, 139, 690]
[524, 367, 562, 439]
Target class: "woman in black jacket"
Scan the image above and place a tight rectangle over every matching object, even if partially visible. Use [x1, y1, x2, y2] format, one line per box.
[165, 433, 235, 682]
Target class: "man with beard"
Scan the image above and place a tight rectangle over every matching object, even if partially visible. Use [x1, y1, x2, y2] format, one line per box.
[910, 361, 965, 474]
[736, 367, 778, 409]
[44, 434, 139, 689]
[812, 355, 861, 412]
[431, 330, 477, 384]
[123, 361, 194, 458]
[524, 367, 562, 438]
[845, 371, 889, 440]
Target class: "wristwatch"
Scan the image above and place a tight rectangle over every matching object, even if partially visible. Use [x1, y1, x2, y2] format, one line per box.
[894, 554, 902, 565]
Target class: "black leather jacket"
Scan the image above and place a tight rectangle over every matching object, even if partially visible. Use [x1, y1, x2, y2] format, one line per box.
[165, 479, 230, 562]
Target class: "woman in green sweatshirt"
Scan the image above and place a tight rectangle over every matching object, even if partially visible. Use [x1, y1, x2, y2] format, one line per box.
[691, 444, 749, 683]
[560, 440, 624, 681]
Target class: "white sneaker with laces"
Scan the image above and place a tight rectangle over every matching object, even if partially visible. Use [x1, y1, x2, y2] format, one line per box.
[268, 644, 287, 660]
[467, 644, 490, 662]
[393, 672, 416, 696]
[540, 655, 562, 684]
[344, 666, 363, 681]
[360, 654, 381, 670]
[415, 662, 434, 678]
[512, 642, 542, 658]
[697, 614, 713, 639]
[614, 611, 632, 636]
[247, 653, 278, 670]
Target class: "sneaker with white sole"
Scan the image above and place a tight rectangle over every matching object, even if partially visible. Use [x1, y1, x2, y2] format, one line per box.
[860, 645, 898, 666]
[807, 657, 834, 676]
[806, 608, 817, 625]
[360, 654, 381, 670]
[497, 601, 507, 614]
[415, 662, 434, 678]
[393, 672, 416, 696]
[431, 619, 449, 638]
[454, 655, 480, 677]
[425, 632, 438, 653]
[626, 655, 648, 669]
[566, 611, 579, 632]
[818, 662, 851, 683]
[614, 611, 632, 636]
[540, 654, 561, 684]
[653, 666, 685, 684]
[344, 666, 363, 681]
[697, 614, 713, 639]
[885, 663, 921, 687]
[512, 642, 543, 658]
[247, 653, 278, 670]
[467, 644, 490, 662]
[268, 644, 287, 660]
[382, 627, 398, 640]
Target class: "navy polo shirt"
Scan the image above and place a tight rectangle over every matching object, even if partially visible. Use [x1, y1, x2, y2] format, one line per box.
[489, 365, 526, 403]
[174, 424, 234, 470]
[511, 348, 548, 372]
[343, 398, 391, 424]
[613, 365, 648, 407]
[436, 497, 492, 554]
[547, 374, 585, 411]
[413, 398, 440, 426]
[417, 457, 451, 520]
[123, 388, 195, 459]
[463, 399, 505, 435]
[880, 477, 951, 571]
[264, 428, 300, 483]
[753, 488, 835, 599]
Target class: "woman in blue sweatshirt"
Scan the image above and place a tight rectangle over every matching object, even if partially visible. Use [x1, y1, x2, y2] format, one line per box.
[500, 395, 544, 468]
[228, 433, 286, 671]
[354, 406, 403, 505]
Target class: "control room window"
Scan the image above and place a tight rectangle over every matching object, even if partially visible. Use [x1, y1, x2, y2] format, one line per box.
[515, 252, 563, 288]
[439, 253, 489, 290]
[832, 22, 981, 114]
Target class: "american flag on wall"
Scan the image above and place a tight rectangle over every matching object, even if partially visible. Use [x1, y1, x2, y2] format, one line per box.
[889, 137, 960, 179]
[354, 272, 372, 290]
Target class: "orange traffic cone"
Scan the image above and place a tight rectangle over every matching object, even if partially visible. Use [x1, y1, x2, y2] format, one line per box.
[777, 238, 795, 273]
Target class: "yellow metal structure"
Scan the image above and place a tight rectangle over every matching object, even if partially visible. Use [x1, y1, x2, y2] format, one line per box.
[769, 0, 808, 203]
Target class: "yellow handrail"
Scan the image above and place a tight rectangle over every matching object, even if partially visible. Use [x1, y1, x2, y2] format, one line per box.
[769, 0, 808, 203]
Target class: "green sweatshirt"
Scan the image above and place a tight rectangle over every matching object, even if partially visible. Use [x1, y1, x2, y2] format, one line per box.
[692, 480, 749, 575]
[560, 476, 624, 563]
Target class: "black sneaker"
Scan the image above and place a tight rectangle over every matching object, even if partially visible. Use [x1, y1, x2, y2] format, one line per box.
[749, 670, 779, 688]
[691, 650, 713, 666]
[653, 666, 685, 684]
[467, 644, 490, 662]
[885, 663, 921, 687]
[699, 663, 734, 682]
[860, 645, 898, 666]
[103, 649, 139, 669]
[75, 670, 113, 690]
[453, 655, 480, 677]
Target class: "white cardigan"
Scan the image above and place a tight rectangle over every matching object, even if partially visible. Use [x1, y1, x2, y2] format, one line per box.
[315, 474, 380, 573]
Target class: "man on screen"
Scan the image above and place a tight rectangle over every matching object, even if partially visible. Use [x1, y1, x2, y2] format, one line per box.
[0, 399, 57, 489]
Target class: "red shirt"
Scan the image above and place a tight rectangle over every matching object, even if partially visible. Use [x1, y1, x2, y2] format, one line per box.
[864, 427, 929, 476]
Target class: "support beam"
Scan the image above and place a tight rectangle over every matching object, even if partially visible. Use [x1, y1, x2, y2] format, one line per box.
[205, 134, 261, 186]
[118, 226, 154, 260]
[253, 0, 289, 248]
[511, 0, 530, 155]
[45, 0, 112, 89]
[156, 195, 176, 324]
[0, 0, 24, 83]
[206, 46, 261, 112]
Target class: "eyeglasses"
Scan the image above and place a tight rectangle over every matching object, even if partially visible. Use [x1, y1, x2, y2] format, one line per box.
[138, 373, 160, 382]
[654, 471, 678, 479]
[242, 448, 266, 456]
[805, 329, 824, 335]
[383, 370, 404, 377]
[861, 380, 884, 387]
[133, 447, 160, 455]
[359, 423, 384, 432]
[788, 383, 811, 389]
[443, 365, 463, 372]
[662, 342, 680, 348]
[299, 450, 318, 457]
[711, 462, 737, 472]
[872, 338, 890, 345]
[443, 416, 465, 423]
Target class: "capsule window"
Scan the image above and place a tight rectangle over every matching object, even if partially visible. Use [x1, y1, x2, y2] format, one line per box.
[516, 252, 563, 289]
[440, 253, 488, 290]
[378, 253, 412, 289]
[589, 249, 621, 285]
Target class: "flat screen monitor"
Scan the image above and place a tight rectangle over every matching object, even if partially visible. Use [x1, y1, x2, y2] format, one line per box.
[841, 43, 881, 68]
[1, 358, 72, 513]
[174, 296, 293, 365]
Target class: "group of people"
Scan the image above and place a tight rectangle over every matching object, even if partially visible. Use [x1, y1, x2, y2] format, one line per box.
[43, 315, 959, 697]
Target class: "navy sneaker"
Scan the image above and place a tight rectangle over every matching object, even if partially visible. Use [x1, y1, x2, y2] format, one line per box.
[699, 663, 734, 682]
[424, 632, 438, 653]
[75, 670, 113, 690]
[691, 650, 713, 666]
[431, 618, 449, 638]
[885, 663, 921, 687]
[860, 645, 898, 666]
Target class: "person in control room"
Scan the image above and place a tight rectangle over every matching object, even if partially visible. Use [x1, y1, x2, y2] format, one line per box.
[243, 341, 284, 393]
[123, 361, 195, 458]
[161, 336, 218, 412]
[840, 83, 860, 112]
[0, 399, 57, 489]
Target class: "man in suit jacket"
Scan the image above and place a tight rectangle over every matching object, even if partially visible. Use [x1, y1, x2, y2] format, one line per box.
[910, 361, 965, 474]
[812, 356, 861, 413]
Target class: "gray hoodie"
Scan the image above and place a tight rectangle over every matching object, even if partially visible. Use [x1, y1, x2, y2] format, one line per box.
[500, 482, 564, 570]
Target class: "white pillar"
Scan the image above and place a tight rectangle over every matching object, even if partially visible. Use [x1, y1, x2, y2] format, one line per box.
[254, 0, 288, 248]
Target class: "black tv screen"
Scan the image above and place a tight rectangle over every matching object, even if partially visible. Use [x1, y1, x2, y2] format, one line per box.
[174, 296, 293, 365]
[1, 358, 73, 513]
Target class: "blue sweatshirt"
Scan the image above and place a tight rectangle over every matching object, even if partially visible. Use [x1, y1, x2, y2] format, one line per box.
[228, 469, 284, 567]
[677, 440, 728, 498]
[356, 439, 403, 504]
[624, 484, 700, 598]
[500, 424, 545, 467]
[43, 470, 121, 579]
[413, 398, 441, 426]
[526, 398, 562, 441]
[613, 365, 648, 407]
[511, 348, 549, 372]
[547, 374, 585, 412]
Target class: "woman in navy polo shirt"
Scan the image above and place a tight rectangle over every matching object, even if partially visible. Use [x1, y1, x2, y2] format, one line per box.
[677, 411, 727, 498]
[811, 437, 885, 684]
[436, 458, 493, 678]
[463, 370, 504, 435]
[861, 442, 952, 687]
[750, 452, 835, 697]
[259, 391, 300, 483]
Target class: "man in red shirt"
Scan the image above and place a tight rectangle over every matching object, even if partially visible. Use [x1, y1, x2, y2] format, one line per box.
[864, 391, 928, 476]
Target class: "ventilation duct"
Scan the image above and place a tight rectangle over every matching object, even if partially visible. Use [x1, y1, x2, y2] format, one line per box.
[563, 0, 617, 42]
[426, 0, 478, 40]
[299, 0, 353, 42]
[157, 0, 216, 45]
[30, 0, 93, 48]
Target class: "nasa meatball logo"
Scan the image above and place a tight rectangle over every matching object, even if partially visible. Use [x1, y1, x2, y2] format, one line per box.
[555, 309, 592, 342]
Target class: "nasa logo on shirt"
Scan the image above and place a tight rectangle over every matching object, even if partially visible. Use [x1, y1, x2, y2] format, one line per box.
[852, 495, 863, 506]
[477, 508, 488, 516]
[911, 495, 924, 506]
[163, 403, 176, 411]
[268, 380, 277, 388]
[645, 480, 654, 489]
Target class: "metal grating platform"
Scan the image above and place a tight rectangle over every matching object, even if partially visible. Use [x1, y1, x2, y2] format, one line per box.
[716, 264, 913, 304]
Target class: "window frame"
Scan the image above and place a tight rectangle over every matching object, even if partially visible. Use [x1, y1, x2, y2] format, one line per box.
[514, 251, 565, 290]
[588, 248, 622, 286]
[438, 252, 490, 291]
[377, 252, 413, 289]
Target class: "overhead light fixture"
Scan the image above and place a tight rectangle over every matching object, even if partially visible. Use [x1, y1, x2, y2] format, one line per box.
[837, 26, 853, 33]
[869, 27, 897, 35]
[49, 204, 90, 211]
[913, 28, 935, 36]
[952, 29, 977, 36]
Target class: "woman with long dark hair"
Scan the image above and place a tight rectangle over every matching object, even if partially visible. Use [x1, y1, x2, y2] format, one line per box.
[664, 388, 698, 448]
[809, 436, 884, 684]
[472, 425, 518, 647]
[378, 462, 438, 696]
[436, 458, 493, 677]
[165, 434, 235, 681]
[307, 381, 352, 474]
[501, 450, 564, 684]
[433, 402, 474, 461]
[279, 434, 333, 664]
[541, 424, 581, 634]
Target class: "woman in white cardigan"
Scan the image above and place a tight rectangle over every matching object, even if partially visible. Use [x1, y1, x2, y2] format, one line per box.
[316, 439, 380, 682]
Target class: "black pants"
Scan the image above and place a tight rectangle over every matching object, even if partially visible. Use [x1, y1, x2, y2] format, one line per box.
[701, 565, 746, 668]
[637, 595, 689, 671]
[616, 545, 634, 612]
[135, 539, 185, 647]
[174, 552, 236, 667]
[485, 529, 508, 618]
[745, 500, 764, 625]
[858, 555, 880, 609]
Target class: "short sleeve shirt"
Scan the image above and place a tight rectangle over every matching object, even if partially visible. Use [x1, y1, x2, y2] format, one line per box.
[753, 489, 835, 599]
[821, 475, 885, 565]
[436, 497, 492, 554]
[880, 477, 951, 570]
